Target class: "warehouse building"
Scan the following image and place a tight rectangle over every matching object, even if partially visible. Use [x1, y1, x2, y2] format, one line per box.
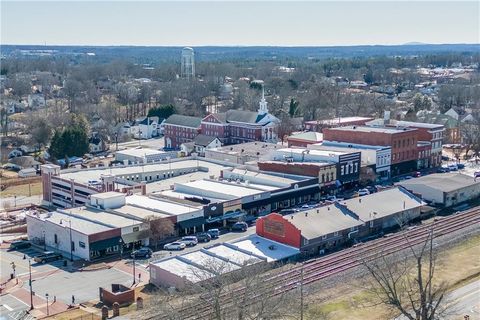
[256, 187, 424, 255]
[396, 173, 480, 207]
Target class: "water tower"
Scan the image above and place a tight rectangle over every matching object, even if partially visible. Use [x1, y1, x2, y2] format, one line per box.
[181, 47, 195, 79]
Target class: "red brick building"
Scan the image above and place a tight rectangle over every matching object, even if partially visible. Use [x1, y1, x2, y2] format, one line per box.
[323, 126, 418, 175]
[163, 115, 202, 149]
[201, 90, 280, 145]
[389, 121, 444, 168]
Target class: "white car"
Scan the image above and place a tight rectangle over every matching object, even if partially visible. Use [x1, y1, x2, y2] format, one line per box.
[357, 189, 370, 196]
[163, 242, 186, 251]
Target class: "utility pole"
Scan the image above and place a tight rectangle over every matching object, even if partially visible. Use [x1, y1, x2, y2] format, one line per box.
[132, 249, 136, 285]
[29, 259, 33, 310]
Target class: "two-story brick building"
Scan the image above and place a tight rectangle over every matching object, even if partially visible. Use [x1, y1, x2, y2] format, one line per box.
[163, 115, 202, 149]
[389, 120, 444, 168]
[323, 126, 418, 176]
[201, 89, 280, 145]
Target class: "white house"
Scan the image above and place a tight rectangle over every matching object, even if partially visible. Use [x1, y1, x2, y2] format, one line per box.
[193, 135, 222, 156]
[130, 117, 159, 139]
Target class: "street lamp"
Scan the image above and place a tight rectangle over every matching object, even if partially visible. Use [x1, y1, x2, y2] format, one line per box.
[29, 259, 34, 310]
[132, 242, 136, 285]
[45, 293, 49, 316]
[42, 230, 46, 251]
[119, 238, 123, 259]
[60, 219, 73, 261]
[114, 132, 118, 151]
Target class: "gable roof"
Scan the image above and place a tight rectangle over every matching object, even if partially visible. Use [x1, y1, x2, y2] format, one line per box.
[226, 110, 261, 124]
[203, 113, 227, 124]
[285, 204, 362, 240]
[164, 114, 202, 128]
[194, 134, 219, 147]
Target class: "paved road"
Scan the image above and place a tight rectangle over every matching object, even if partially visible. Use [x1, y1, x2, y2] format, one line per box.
[443, 280, 480, 319]
[0, 195, 42, 211]
[143, 225, 257, 264]
[0, 246, 145, 318]
[395, 280, 480, 319]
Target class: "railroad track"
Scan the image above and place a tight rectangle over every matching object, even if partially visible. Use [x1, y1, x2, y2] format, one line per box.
[153, 207, 480, 320]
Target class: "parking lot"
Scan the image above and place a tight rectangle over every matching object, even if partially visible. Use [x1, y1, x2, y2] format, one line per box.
[0, 245, 137, 318]
[0, 224, 256, 318]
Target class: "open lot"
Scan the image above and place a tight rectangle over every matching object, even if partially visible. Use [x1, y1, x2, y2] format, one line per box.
[304, 233, 480, 320]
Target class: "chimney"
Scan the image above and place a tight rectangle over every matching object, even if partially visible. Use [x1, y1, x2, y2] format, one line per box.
[384, 111, 391, 125]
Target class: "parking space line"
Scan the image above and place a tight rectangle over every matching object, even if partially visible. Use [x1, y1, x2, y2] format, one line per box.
[2, 304, 13, 311]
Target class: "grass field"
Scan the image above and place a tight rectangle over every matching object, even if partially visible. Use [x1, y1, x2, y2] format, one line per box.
[1, 181, 42, 197]
[305, 234, 480, 320]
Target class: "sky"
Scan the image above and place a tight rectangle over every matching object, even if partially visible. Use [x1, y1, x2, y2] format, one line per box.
[1, 1, 479, 46]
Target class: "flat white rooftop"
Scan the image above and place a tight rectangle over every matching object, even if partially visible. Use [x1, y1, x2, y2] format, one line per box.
[31, 211, 112, 235]
[206, 244, 264, 266]
[58, 159, 231, 185]
[125, 194, 201, 215]
[115, 148, 166, 158]
[230, 234, 299, 262]
[60, 206, 143, 228]
[182, 251, 240, 272]
[152, 257, 215, 283]
[177, 180, 267, 198]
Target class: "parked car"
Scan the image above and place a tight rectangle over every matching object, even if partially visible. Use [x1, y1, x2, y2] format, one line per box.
[180, 236, 198, 247]
[279, 208, 299, 215]
[195, 233, 212, 243]
[8, 240, 31, 251]
[365, 186, 377, 193]
[207, 228, 220, 239]
[231, 222, 248, 232]
[33, 251, 63, 264]
[413, 171, 422, 177]
[448, 164, 458, 171]
[457, 163, 465, 169]
[163, 242, 186, 251]
[131, 248, 153, 259]
[357, 189, 370, 196]
[436, 167, 449, 173]
[300, 204, 310, 209]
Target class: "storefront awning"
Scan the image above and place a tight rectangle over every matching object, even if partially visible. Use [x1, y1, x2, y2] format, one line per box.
[121, 230, 151, 244]
[206, 210, 245, 223]
[178, 217, 206, 229]
[90, 236, 121, 252]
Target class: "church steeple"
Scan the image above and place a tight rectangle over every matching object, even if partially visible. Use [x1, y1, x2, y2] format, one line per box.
[258, 86, 268, 115]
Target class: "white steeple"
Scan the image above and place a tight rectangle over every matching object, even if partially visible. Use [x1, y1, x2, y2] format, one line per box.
[258, 86, 268, 115]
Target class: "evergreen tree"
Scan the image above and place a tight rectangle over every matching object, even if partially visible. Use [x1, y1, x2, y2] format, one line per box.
[147, 104, 176, 119]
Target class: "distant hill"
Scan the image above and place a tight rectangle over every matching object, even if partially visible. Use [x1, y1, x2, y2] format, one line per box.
[1, 43, 479, 64]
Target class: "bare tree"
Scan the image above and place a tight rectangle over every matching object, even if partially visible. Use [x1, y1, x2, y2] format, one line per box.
[147, 217, 175, 250]
[142, 261, 299, 320]
[362, 228, 448, 320]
